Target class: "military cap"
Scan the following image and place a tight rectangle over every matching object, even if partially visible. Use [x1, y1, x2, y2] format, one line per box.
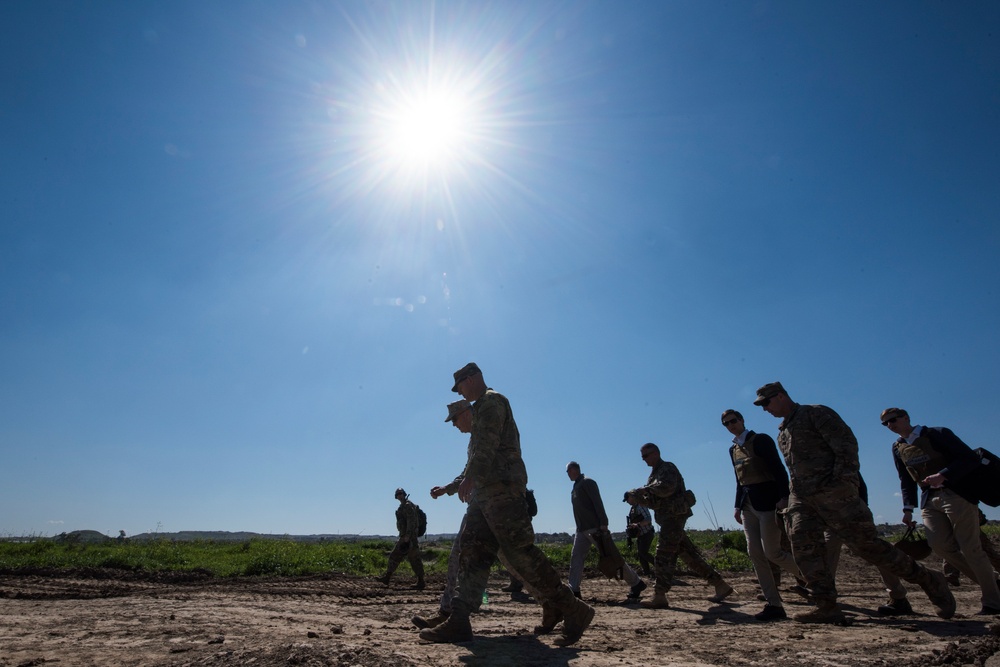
[445, 399, 472, 422]
[753, 381, 786, 406]
[394, 487, 406, 498]
[880, 407, 908, 423]
[451, 362, 482, 392]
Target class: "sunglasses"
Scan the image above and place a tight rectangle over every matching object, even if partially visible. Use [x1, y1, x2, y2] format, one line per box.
[641, 451, 653, 460]
[722, 417, 739, 426]
[758, 397, 773, 408]
[882, 417, 901, 426]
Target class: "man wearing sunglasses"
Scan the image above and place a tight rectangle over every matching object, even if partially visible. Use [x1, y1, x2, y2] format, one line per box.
[754, 382, 955, 623]
[722, 409, 801, 621]
[882, 407, 1000, 615]
[626, 442, 735, 609]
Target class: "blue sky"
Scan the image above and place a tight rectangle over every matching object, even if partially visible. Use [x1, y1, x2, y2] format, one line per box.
[2, 1, 999, 539]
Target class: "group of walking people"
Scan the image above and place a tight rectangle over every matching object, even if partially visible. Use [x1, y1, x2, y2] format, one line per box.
[379, 366, 998, 646]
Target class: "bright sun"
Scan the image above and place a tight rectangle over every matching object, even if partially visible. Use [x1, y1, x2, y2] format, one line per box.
[382, 89, 471, 167]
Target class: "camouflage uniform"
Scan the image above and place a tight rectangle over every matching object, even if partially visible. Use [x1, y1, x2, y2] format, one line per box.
[385, 499, 424, 584]
[629, 459, 725, 595]
[778, 404, 940, 606]
[451, 389, 583, 624]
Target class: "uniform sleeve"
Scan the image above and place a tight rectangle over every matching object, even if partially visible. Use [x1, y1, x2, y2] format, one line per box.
[641, 462, 681, 500]
[465, 395, 505, 484]
[812, 406, 860, 479]
[729, 445, 742, 509]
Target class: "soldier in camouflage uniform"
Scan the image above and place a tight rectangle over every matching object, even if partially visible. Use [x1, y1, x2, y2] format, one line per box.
[754, 382, 955, 623]
[379, 487, 425, 590]
[418, 362, 595, 647]
[626, 442, 735, 609]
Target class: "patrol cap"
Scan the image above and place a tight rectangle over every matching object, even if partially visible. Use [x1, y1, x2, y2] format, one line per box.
[445, 399, 471, 422]
[394, 487, 406, 498]
[623, 491, 631, 503]
[753, 381, 786, 406]
[451, 362, 482, 392]
[880, 407, 908, 423]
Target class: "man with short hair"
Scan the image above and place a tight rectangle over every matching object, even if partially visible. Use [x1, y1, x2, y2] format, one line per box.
[882, 407, 1000, 615]
[626, 442, 734, 609]
[722, 409, 801, 621]
[412, 399, 477, 630]
[418, 363, 595, 647]
[753, 382, 955, 623]
[565, 461, 646, 602]
[379, 487, 425, 589]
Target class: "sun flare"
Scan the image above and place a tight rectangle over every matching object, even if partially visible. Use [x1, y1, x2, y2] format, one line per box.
[388, 91, 469, 165]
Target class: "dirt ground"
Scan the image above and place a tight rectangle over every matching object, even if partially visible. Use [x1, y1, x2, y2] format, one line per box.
[2, 550, 1000, 667]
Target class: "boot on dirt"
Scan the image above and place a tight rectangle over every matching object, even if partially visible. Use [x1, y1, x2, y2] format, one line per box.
[412, 579, 425, 590]
[418, 615, 473, 643]
[917, 569, 956, 619]
[708, 580, 735, 603]
[501, 578, 523, 593]
[641, 591, 669, 609]
[794, 602, 846, 624]
[877, 597, 913, 617]
[554, 599, 595, 647]
[376, 574, 391, 585]
[533, 602, 563, 635]
[412, 610, 449, 629]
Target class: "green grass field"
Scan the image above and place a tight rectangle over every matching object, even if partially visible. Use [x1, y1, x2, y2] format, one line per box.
[0, 530, 754, 577]
[2, 524, 973, 579]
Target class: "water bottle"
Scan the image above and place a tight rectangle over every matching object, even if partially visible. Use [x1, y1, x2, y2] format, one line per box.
[482, 590, 489, 606]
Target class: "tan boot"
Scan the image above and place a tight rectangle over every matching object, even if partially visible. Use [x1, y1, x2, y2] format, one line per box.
[533, 602, 563, 635]
[554, 599, 595, 647]
[918, 569, 956, 619]
[641, 591, 669, 609]
[418, 615, 473, 643]
[794, 602, 846, 624]
[412, 610, 449, 629]
[708, 580, 735, 603]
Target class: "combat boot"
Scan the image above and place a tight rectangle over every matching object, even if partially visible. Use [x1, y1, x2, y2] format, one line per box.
[641, 591, 669, 609]
[418, 615, 473, 643]
[794, 602, 846, 624]
[376, 574, 390, 585]
[877, 597, 913, 617]
[412, 610, 449, 629]
[533, 602, 563, 634]
[412, 579, 425, 590]
[554, 599, 595, 647]
[917, 569, 956, 619]
[708, 580, 735, 603]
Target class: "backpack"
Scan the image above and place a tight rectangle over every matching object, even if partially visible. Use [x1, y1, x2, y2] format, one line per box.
[966, 448, 1000, 507]
[525, 489, 538, 517]
[416, 505, 427, 537]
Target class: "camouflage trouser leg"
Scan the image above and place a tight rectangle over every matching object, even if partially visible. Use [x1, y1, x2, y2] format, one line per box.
[409, 542, 425, 582]
[653, 515, 724, 594]
[791, 483, 924, 605]
[453, 488, 576, 620]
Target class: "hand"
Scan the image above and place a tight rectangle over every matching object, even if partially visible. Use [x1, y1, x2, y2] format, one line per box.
[430, 486, 446, 499]
[776, 497, 788, 511]
[902, 510, 916, 528]
[458, 477, 474, 503]
[922, 473, 946, 489]
[733, 509, 743, 525]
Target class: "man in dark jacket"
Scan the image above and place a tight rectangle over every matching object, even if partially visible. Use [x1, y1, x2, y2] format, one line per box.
[882, 407, 1000, 614]
[722, 409, 801, 621]
[566, 461, 646, 602]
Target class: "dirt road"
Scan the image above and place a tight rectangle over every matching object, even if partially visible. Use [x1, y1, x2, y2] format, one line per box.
[2, 550, 999, 666]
